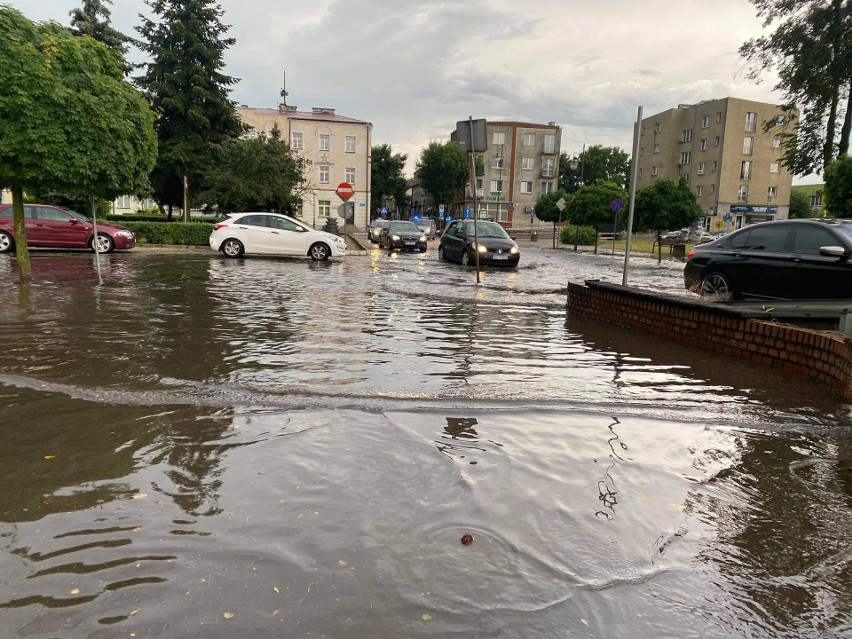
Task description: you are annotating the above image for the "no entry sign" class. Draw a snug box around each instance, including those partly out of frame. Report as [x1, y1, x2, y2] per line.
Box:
[336, 182, 354, 201]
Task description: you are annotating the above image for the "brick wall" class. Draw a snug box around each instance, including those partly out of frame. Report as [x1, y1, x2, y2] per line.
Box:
[567, 280, 852, 401]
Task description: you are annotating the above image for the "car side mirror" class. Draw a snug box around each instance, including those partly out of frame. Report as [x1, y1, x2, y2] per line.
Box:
[69, 218, 79, 224]
[820, 245, 847, 258]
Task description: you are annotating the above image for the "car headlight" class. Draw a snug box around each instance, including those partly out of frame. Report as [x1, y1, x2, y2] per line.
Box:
[116, 230, 134, 238]
[419, 236, 426, 242]
[510, 245, 519, 254]
[476, 244, 487, 253]
[391, 235, 400, 241]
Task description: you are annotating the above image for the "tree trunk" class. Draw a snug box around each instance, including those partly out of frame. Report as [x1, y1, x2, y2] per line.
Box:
[838, 82, 852, 157]
[167, 203, 173, 222]
[824, 89, 840, 170]
[11, 183, 31, 280]
[657, 230, 662, 264]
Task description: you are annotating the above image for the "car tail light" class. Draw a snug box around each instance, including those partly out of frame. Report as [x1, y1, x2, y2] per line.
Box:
[687, 249, 695, 260]
[213, 223, 228, 231]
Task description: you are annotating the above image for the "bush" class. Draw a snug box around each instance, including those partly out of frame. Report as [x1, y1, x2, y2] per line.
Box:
[560, 224, 597, 245]
[120, 221, 213, 246]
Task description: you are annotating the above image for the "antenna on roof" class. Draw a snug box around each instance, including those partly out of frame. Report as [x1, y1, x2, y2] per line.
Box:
[279, 70, 288, 102]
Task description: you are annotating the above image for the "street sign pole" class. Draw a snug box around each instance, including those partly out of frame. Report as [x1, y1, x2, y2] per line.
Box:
[623, 106, 642, 286]
[468, 116, 481, 283]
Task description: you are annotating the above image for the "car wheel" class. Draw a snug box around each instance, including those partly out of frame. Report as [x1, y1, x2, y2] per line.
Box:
[309, 242, 330, 261]
[0, 230, 14, 253]
[461, 250, 472, 267]
[701, 272, 733, 300]
[438, 245, 446, 261]
[90, 233, 115, 253]
[221, 238, 244, 258]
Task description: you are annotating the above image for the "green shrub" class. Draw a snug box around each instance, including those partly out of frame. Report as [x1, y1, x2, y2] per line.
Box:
[560, 224, 597, 245]
[104, 213, 169, 223]
[120, 221, 213, 246]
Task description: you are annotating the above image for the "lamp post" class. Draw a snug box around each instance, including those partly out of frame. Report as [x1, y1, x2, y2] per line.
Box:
[568, 149, 585, 252]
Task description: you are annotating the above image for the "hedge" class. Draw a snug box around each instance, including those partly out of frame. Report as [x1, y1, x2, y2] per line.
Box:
[104, 214, 220, 224]
[119, 221, 213, 246]
[560, 224, 597, 245]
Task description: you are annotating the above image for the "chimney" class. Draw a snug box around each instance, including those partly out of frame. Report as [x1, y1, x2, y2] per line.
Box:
[312, 107, 336, 115]
[279, 103, 298, 113]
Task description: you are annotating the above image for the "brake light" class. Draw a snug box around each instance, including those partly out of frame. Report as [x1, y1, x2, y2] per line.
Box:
[687, 249, 695, 260]
[213, 223, 228, 231]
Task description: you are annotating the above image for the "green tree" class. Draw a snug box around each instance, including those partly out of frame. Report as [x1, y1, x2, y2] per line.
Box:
[195, 133, 307, 214]
[0, 7, 157, 279]
[565, 181, 628, 253]
[70, 0, 135, 74]
[633, 177, 702, 262]
[559, 146, 629, 193]
[740, 0, 852, 175]
[824, 155, 852, 217]
[533, 189, 570, 247]
[788, 190, 816, 218]
[136, 0, 244, 220]
[370, 144, 408, 218]
[416, 141, 468, 214]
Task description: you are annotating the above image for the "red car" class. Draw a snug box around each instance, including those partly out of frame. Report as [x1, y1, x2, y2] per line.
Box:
[0, 203, 136, 253]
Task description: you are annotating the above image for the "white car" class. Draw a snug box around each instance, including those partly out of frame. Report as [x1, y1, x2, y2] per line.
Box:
[209, 212, 346, 260]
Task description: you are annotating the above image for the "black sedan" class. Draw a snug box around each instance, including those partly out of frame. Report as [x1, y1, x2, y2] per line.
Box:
[684, 218, 852, 300]
[438, 219, 520, 267]
[379, 221, 428, 252]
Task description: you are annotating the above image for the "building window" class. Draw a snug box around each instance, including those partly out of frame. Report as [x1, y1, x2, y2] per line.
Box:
[319, 165, 329, 183]
[767, 185, 778, 199]
[681, 174, 690, 185]
[493, 131, 506, 145]
[773, 136, 782, 148]
[651, 166, 658, 175]
[680, 151, 691, 165]
[770, 162, 780, 173]
[740, 161, 752, 179]
[246, 129, 258, 139]
[714, 136, 720, 147]
[318, 200, 331, 217]
[701, 115, 710, 128]
[520, 181, 533, 193]
[116, 195, 131, 209]
[697, 162, 705, 175]
[491, 156, 504, 170]
[710, 184, 715, 194]
[697, 185, 704, 196]
[522, 157, 534, 170]
[717, 112, 722, 123]
[345, 167, 355, 183]
[319, 133, 330, 151]
[345, 136, 356, 153]
[699, 139, 707, 151]
[654, 122, 662, 132]
[540, 181, 554, 194]
[653, 144, 659, 153]
[523, 133, 535, 146]
[745, 112, 757, 132]
[738, 185, 748, 203]
[682, 129, 693, 142]
[776, 114, 786, 125]
[292, 132, 303, 150]
[543, 133, 556, 153]
[639, 168, 643, 178]
[490, 180, 503, 193]
[743, 137, 754, 155]
[542, 157, 555, 177]
[810, 193, 822, 206]
[712, 161, 718, 172]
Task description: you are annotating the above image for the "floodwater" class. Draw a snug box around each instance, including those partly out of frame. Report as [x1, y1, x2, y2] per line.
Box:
[1, 245, 850, 639]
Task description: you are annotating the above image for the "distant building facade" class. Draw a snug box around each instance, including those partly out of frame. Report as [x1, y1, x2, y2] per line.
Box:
[634, 97, 796, 232]
[237, 104, 372, 229]
[451, 120, 561, 227]
[791, 184, 825, 216]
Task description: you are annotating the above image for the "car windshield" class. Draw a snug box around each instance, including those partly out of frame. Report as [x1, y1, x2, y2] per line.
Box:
[388, 222, 419, 233]
[464, 221, 509, 238]
[372, 219, 388, 228]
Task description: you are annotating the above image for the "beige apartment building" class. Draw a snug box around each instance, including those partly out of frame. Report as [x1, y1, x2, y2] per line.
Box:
[450, 121, 561, 227]
[237, 103, 372, 229]
[634, 97, 796, 232]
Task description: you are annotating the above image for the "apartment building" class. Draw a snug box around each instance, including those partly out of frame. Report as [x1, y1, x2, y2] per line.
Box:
[634, 98, 796, 232]
[451, 121, 561, 227]
[237, 103, 372, 229]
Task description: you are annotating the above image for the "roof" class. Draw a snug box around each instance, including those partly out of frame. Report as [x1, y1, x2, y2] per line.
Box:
[237, 106, 369, 126]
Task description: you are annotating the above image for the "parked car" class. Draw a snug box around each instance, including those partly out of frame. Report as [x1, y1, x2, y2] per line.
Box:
[689, 229, 715, 245]
[660, 230, 688, 246]
[0, 203, 136, 253]
[438, 219, 520, 267]
[209, 212, 346, 260]
[368, 218, 389, 243]
[379, 221, 427, 252]
[414, 217, 437, 239]
[684, 218, 852, 300]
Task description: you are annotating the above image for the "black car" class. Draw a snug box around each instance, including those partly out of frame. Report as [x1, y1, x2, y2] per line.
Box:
[379, 221, 427, 252]
[684, 218, 852, 300]
[438, 219, 520, 267]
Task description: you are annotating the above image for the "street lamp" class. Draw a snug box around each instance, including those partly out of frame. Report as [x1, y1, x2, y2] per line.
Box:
[568, 147, 585, 252]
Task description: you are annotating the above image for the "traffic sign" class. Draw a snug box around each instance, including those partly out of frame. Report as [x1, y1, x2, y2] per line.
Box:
[336, 182, 354, 201]
[611, 198, 624, 212]
[381, 206, 387, 214]
[439, 204, 445, 213]
[464, 208, 471, 218]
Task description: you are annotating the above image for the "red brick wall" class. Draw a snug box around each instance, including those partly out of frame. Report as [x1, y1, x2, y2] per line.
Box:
[567, 280, 852, 401]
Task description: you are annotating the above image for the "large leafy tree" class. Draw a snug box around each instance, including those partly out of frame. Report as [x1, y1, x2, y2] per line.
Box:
[559, 146, 629, 193]
[740, 0, 852, 175]
[0, 7, 157, 279]
[633, 177, 702, 262]
[788, 190, 816, 218]
[533, 189, 570, 247]
[70, 0, 135, 74]
[195, 126, 307, 214]
[824, 155, 852, 217]
[565, 181, 628, 253]
[416, 141, 468, 213]
[136, 0, 244, 220]
[370, 144, 408, 218]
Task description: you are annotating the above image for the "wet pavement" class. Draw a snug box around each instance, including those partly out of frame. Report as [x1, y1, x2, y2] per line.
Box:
[1, 245, 851, 638]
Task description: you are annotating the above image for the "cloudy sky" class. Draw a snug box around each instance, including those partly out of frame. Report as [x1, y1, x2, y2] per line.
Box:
[9, 0, 797, 177]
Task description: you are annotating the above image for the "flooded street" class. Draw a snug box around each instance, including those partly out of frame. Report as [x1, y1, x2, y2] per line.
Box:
[1, 245, 851, 638]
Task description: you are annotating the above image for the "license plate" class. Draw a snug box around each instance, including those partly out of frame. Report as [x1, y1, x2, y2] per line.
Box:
[404, 241, 415, 245]
[494, 254, 508, 260]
